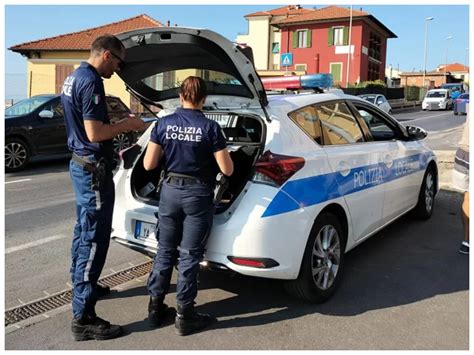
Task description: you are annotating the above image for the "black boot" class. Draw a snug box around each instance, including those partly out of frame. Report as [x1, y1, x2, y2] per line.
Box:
[148, 296, 176, 328]
[96, 284, 110, 298]
[71, 314, 122, 341]
[175, 304, 215, 336]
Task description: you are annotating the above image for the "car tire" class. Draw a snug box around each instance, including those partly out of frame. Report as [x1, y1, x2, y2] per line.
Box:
[454, 111, 458, 115]
[5, 137, 31, 172]
[113, 132, 134, 155]
[284, 212, 346, 303]
[412, 166, 436, 220]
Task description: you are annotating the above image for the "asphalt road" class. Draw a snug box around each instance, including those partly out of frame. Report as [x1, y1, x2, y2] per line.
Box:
[4, 108, 468, 349]
[5, 189, 469, 350]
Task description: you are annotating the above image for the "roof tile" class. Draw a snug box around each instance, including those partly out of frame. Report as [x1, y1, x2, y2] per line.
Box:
[272, 5, 369, 25]
[10, 14, 162, 52]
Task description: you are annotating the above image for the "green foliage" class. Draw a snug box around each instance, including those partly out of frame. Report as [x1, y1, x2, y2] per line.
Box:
[405, 86, 422, 101]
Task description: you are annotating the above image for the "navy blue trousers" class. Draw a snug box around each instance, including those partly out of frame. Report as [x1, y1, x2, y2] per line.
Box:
[69, 157, 114, 319]
[147, 180, 214, 307]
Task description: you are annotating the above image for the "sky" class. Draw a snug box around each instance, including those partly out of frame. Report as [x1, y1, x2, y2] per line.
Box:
[4, 2, 471, 100]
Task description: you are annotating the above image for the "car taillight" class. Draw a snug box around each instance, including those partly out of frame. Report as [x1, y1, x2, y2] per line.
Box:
[253, 150, 305, 187]
[227, 256, 279, 268]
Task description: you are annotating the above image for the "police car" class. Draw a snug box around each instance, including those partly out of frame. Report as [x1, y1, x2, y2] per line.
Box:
[111, 27, 438, 303]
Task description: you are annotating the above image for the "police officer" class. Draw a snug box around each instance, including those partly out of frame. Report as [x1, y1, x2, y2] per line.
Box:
[61, 34, 145, 341]
[143, 76, 233, 335]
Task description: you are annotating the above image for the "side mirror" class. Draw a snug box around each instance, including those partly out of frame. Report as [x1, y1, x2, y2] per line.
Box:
[406, 125, 427, 140]
[38, 110, 54, 119]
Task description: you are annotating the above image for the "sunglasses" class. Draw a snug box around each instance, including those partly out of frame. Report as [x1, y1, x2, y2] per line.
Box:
[110, 51, 125, 69]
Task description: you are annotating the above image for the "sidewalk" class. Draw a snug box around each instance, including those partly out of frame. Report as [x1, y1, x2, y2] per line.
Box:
[434, 150, 456, 191]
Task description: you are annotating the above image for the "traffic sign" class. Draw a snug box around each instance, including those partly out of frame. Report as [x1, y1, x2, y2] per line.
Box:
[281, 53, 293, 67]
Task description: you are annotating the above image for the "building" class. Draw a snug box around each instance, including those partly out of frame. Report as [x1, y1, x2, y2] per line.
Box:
[238, 5, 397, 87]
[435, 63, 470, 85]
[9, 15, 162, 112]
[236, 5, 314, 73]
[385, 66, 402, 88]
[399, 63, 469, 89]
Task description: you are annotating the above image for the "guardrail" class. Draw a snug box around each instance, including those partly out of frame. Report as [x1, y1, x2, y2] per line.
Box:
[389, 99, 422, 111]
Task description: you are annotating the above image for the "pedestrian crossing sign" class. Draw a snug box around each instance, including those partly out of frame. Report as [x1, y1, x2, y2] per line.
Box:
[281, 53, 293, 67]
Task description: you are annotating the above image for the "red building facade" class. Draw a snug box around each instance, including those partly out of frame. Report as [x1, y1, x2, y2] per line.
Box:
[273, 6, 396, 87]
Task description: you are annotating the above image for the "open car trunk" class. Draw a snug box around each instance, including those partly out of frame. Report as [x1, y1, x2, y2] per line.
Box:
[129, 111, 265, 214]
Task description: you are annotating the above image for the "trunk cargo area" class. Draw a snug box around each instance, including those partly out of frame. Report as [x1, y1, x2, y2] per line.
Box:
[130, 112, 264, 214]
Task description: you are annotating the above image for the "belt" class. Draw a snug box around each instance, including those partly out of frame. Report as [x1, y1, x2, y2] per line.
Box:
[166, 172, 210, 186]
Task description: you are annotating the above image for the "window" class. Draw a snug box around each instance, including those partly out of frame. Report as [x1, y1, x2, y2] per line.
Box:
[46, 99, 64, 118]
[333, 27, 344, 46]
[316, 102, 364, 145]
[272, 42, 280, 53]
[352, 103, 397, 141]
[328, 27, 348, 46]
[295, 64, 307, 72]
[368, 61, 380, 81]
[288, 105, 322, 144]
[292, 29, 311, 48]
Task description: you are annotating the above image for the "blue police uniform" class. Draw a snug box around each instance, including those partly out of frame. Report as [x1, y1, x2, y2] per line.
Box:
[147, 107, 227, 308]
[61, 62, 115, 320]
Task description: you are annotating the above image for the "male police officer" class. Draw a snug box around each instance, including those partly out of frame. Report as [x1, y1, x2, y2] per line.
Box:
[61, 34, 144, 341]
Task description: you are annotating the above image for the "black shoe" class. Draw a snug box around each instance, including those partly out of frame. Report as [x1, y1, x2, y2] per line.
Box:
[147, 296, 176, 328]
[459, 241, 469, 255]
[175, 305, 215, 336]
[96, 284, 111, 298]
[71, 314, 123, 341]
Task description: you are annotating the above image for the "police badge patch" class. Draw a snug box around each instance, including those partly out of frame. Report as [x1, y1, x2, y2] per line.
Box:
[92, 94, 101, 104]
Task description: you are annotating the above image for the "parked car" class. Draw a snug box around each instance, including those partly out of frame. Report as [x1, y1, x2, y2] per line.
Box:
[422, 89, 453, 111]
[5, 94, 138, 172]
[453, 93, 469, 115]
[358, 94, 392, 114]
[111, 27, 438, 303]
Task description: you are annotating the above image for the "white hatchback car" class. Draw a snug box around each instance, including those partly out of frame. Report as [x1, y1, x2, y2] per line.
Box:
[112, 27, 438, 303]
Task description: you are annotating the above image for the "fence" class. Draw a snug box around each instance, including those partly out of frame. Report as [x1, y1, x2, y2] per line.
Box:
[342, 87, 405, 100]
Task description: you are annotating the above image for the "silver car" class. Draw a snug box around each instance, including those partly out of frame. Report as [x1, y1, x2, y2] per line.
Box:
[358, 94, 392, 114]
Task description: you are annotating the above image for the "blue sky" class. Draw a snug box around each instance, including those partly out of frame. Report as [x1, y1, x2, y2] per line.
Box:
[4, 4, 470, 100]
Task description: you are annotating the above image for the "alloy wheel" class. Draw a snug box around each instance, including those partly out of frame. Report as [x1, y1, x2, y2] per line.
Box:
[5, 142, 28, 170]
[113, 133, 131, 154]
[311, 224, 341, 290]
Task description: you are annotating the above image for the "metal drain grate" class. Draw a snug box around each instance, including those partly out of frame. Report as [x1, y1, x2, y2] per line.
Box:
[5, 260, 153, 326]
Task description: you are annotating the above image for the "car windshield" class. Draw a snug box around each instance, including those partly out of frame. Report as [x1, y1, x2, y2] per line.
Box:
[140, 69, 242, 92]
[360, 96, 376, 103]
[426, 91, 446, 98]
[5, 96, 53, 116]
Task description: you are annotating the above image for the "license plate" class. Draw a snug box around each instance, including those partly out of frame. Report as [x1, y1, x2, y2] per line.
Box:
[134, 220, 156, 239]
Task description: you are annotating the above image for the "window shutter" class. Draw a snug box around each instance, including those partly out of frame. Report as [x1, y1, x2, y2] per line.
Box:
[343, 26, 349, 45]
[292, 31, 298, 48]
[327, 28, 334, 46]
[306, 30, 312, 48]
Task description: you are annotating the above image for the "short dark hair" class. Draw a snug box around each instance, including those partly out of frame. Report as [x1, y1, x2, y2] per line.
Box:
[179, 76, 207, 105]
[90, 34, 124, 55]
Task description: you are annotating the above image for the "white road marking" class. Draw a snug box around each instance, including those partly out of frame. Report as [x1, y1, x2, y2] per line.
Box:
[6, 194, 75, 215]
[5, 234, 69, 255]
[5, 178, 32, 185]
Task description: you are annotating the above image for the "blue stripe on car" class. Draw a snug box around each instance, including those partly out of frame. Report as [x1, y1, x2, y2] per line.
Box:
[262, 152, 433, 217]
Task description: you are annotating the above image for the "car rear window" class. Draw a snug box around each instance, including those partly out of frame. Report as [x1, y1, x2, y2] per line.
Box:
[141, 69, 243, 92]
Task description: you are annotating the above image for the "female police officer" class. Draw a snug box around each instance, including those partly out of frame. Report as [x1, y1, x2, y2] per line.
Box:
[143, 76, 233, 335]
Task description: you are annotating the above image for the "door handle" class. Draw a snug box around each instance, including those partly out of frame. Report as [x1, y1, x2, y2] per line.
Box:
[336, 161, 351, 177]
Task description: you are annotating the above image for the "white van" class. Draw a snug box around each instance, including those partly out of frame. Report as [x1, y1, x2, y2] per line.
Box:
[422, 89, 452, 111]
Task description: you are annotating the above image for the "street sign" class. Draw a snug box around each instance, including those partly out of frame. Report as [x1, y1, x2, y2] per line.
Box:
[281, 53, 293, 67]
